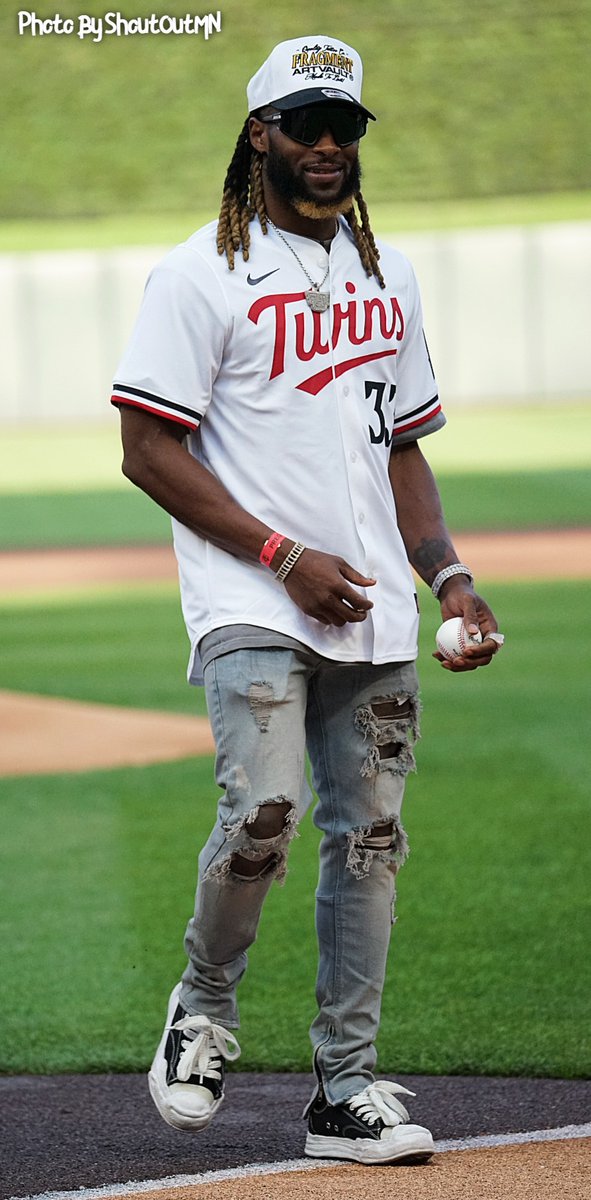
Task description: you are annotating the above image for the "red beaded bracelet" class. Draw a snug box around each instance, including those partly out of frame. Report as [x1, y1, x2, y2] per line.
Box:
[259, 531, 285, 568]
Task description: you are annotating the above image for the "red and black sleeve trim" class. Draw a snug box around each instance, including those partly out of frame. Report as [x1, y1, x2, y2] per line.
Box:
[111, 383, 203, 430]
[393, 393, 442, 437]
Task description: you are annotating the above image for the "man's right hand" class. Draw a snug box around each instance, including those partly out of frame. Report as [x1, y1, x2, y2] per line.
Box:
[118, 410, 375, 628]
[282, 548, 376, 627]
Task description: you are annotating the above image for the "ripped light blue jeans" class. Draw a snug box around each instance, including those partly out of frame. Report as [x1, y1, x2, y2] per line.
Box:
[181, 646, 420, 1105]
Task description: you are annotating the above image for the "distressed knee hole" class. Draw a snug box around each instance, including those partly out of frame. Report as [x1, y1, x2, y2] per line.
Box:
[359, 821, 395, 850]
[373, 700, 411, 759]
[229, 850, 281, 879]
[207, 797, 298, 886]
[371, 699, 412, 719]
[245, 799, 292, 840]
[355, 693, 420, 778]
[346, 815, 409, 879]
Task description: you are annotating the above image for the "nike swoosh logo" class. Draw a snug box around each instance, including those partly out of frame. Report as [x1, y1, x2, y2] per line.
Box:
[247, 268, 280, 286]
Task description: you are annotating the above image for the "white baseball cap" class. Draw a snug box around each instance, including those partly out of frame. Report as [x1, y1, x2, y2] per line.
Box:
[247, 35, 376, 120]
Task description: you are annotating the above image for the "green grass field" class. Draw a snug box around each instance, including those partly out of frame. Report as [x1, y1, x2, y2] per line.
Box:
[1, 467, 589, 550]
[1, 580, 588, 1076]
[3, 405, 590, 495]
[1, 405, 589, 549]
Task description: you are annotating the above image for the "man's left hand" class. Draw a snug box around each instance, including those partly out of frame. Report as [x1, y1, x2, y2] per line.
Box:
[433, 580, 503, 672]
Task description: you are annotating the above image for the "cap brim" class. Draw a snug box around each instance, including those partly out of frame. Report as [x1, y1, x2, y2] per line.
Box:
[269, 88, 376, 120]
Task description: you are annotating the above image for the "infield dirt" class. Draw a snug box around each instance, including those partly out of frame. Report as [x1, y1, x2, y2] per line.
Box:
[104, 1140, 590, 1200]
[1, 528, 591, 597]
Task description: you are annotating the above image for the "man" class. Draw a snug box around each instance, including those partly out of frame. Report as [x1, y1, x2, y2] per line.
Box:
[112, 35, 502, 1166]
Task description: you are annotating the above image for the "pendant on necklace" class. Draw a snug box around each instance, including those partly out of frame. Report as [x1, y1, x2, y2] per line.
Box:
[306, 288, 330, 313]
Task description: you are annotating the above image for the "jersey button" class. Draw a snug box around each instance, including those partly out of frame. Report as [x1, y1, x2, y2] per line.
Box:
[343, 386, 350, 396]
[350, 451, 358, 463]
[358, 512, 366, 524]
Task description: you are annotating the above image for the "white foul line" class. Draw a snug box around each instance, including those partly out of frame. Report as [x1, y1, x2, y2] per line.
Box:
[435, 1123, 591, 1153]
[8, 1123, 591, 1200]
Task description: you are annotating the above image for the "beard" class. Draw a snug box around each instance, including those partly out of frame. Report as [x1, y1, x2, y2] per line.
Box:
[264, 141, 361, 220]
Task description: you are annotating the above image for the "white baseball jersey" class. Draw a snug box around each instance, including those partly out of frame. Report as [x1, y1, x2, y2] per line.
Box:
[112, 217, 444, 684]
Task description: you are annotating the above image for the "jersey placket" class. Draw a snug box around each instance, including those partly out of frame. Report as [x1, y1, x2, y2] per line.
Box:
[325, 241, 381, 659]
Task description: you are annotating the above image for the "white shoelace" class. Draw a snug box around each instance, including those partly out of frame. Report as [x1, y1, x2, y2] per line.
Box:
[170, 1013, 241, 1084]
[348, 1080, 415, 1128]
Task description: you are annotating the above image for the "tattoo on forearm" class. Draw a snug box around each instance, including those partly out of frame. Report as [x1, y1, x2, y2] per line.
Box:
[412, 538, 455, 580]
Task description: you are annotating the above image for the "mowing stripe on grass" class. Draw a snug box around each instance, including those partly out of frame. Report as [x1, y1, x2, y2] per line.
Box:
[8, 1124, 591, 1200]
[2, 469, 591, 549]
[1, 407, 590, 497]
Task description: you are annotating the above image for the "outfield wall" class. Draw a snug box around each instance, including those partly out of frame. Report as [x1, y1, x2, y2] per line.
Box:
[1, 221, 590, 424]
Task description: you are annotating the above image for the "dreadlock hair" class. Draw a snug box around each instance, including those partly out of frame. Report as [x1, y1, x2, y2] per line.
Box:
[343, 195, 385, 289]
[216, 118, 386, 289]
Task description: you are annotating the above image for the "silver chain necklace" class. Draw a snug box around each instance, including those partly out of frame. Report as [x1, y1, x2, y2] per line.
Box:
[267, 218, 331, 312]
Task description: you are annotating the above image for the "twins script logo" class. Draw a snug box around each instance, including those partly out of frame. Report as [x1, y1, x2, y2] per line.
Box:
[248, 282, 405, 394]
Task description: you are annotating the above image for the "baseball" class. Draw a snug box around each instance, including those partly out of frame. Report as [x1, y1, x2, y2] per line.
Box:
[435, 617, 483, 660]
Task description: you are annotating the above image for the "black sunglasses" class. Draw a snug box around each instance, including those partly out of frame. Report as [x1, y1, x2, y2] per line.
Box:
[261, 105, 368, 148]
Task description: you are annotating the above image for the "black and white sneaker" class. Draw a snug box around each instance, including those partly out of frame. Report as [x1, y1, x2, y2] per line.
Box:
[305, 1074, 434, 1165]
[148, 983, 241, 1131]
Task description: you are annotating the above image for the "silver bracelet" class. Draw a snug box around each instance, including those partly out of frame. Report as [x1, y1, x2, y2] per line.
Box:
[275, 541, 306, 582]
[431, 562, 473, 598]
